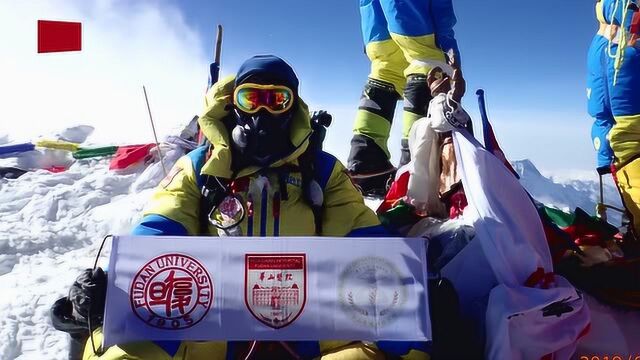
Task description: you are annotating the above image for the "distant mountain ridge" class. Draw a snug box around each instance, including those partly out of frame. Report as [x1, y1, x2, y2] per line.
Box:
[513, 159, 623, 226]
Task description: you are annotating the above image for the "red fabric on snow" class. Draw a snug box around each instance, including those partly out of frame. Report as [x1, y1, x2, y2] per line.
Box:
[45, 166, 67, 173]
[109, 144, 155, 170]
[377, 170, 410, 214]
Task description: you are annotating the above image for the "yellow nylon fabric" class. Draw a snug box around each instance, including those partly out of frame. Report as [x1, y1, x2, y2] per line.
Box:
[82, 328, 228, 360]
[402, 110, 422, 140]
[366, 34, 447, 95]
[321, 161, 382, 235]
[143, 156, 202, 236]
[318, 342, 385, 360]
[35, 139, 80, 152]
[366, 39, 408, 95]
[610, 114, 640, 165]
[615, 157, 640, 234]
[390, 33, 446, 77]
[596, 1, 606, 25]
[353, 110, 393, 157]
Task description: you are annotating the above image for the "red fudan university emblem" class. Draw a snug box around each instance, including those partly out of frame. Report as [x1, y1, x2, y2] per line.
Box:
[130, 253, 213, 330]
[245, 254, 306, 329]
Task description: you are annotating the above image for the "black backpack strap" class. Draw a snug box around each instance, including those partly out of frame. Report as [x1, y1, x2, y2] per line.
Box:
[199, 174, 231, 235]
[298, 111, 333, 236]
[298, 153, 323, 236]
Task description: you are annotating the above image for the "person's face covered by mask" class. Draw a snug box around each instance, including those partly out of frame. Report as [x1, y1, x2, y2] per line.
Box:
[230, 55, 300, 167]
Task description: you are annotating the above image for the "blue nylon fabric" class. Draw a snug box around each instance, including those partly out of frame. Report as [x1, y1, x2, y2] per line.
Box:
[314, 151, 337, 189]
[186, 145, 209, 188]
[153, 341, 182, 357]
[592, 118, 616, 169]
[601, 0, 638, 26]
[290, 341, 322, 358]
[360, 0, 392, 43]
[431, 0, 460, 63]
[377, 340, 431, 357]
[361, 0, 443, 44]
[378, 0, 434, 37]
[607, 44, 640, 116]
[588, 36, 613, 119]
[359, 0, 458, 63]
[0, 142, 35, 156]
[347, 224, 395, 237]
[131, 214, 189, 236]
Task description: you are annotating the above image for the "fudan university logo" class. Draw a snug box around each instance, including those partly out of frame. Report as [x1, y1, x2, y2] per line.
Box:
[130, 253, 214, 330]
[245, 254, 307, 329]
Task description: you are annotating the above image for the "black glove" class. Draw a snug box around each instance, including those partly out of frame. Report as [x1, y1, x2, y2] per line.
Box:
[50, 297, 91, 360]
[69, 268, 107, 326]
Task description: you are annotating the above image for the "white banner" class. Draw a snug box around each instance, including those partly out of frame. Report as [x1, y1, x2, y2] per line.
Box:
[102, 236, 431, 347]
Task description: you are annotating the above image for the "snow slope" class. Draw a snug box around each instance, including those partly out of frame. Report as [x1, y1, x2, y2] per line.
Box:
[0, 149, 625, 359]
[0, 147, 182, 359]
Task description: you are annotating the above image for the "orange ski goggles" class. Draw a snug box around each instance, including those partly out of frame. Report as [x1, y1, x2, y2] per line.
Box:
[233, 83, 294, 114]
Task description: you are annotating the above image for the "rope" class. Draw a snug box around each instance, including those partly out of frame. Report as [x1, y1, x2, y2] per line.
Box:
[143, 86, 168, 178]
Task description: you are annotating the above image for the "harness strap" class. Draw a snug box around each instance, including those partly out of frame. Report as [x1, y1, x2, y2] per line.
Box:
[199, 145, 233, 235]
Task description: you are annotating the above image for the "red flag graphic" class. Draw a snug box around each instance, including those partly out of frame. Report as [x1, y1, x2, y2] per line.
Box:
[37, 20, 82, 53]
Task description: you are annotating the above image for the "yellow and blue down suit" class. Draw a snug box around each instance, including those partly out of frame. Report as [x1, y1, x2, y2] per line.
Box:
[82, 74, 428, 360]
[348, 0, 460, 173]
[588, 0, 640, 233]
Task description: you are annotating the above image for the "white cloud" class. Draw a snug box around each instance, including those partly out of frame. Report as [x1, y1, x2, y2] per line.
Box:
[0, 0, 209, 145]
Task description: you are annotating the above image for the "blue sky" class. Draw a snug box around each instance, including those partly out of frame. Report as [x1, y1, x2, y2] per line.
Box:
[167, 0, 598, 173]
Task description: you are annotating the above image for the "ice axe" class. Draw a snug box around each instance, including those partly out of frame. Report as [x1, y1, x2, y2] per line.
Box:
[208, 24, 223, 90]
[199, 25, 224, 145]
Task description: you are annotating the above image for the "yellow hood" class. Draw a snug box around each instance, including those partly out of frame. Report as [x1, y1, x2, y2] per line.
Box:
[198, 75, 312, 179]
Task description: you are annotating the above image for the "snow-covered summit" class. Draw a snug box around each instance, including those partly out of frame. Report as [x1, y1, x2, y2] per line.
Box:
[512, 159, 542, 178]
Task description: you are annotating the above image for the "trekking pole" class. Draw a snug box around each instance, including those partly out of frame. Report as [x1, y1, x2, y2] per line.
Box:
[597, 173, 608, 220]
[596, 171, 626, 216]
[143, 86, 168, 178]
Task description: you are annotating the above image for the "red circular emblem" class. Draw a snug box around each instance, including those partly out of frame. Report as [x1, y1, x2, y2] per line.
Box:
[130, 253, 213, 330]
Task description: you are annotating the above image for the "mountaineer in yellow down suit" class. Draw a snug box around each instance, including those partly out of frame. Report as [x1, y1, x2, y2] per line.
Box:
[588, 0, 640, 235]
[49, 55, 429, 360]
[348, 0, 463, 196]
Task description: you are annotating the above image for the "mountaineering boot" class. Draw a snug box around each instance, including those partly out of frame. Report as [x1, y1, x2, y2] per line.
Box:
[348, 78, 399, 197]
[401, 74, 431, 167]
[351, 168, 397, 199]
[399, 138, 411, 167]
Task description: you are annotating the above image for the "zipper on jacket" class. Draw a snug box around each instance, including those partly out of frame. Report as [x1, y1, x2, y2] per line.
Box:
[273, 191, 281, 237]
[247, 194, 254, 237]
[260, 186, 268, 237]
